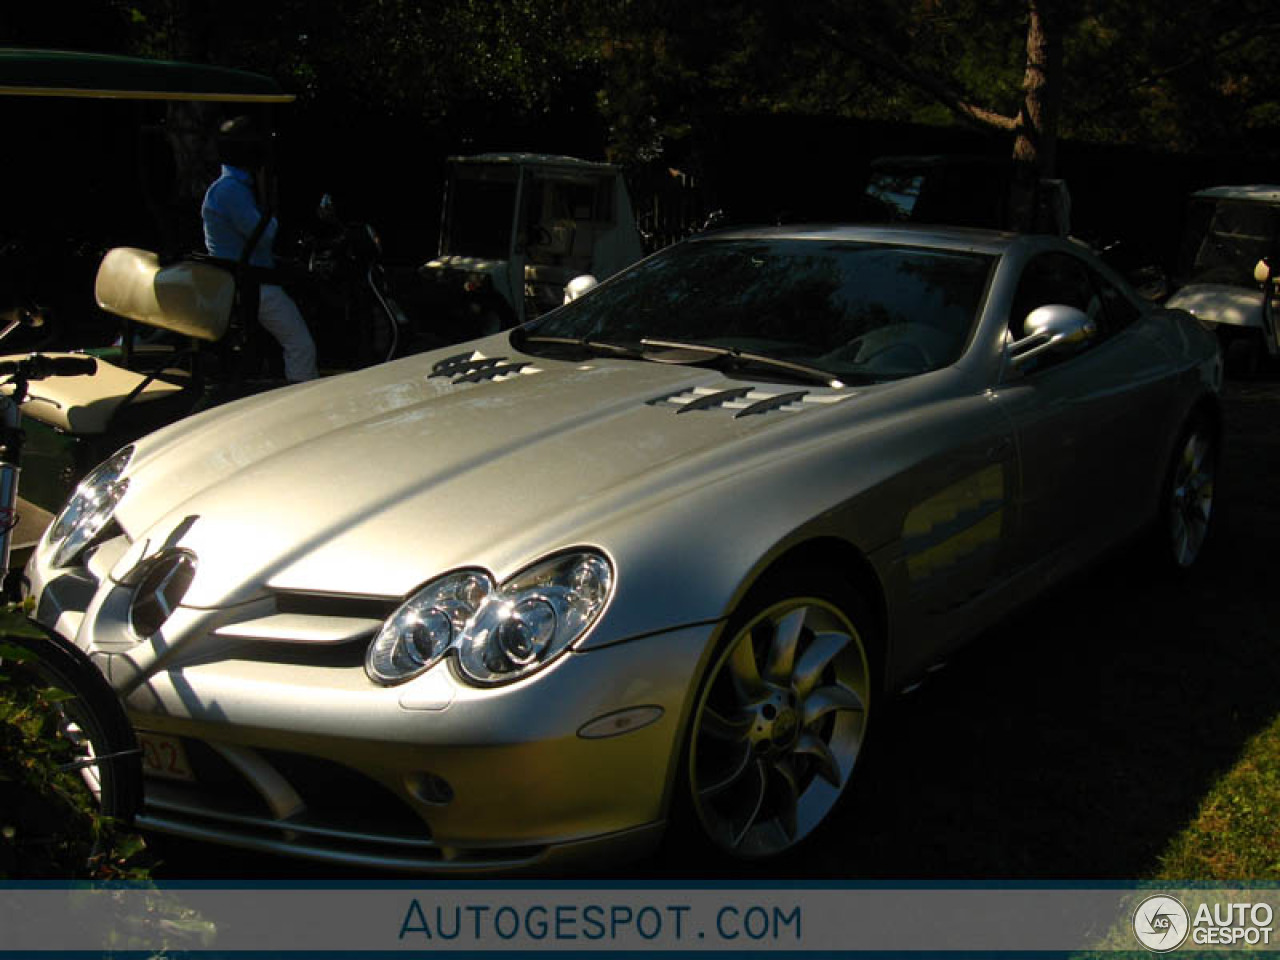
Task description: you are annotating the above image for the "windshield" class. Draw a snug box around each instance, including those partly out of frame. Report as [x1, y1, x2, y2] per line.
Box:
[442, 171, 518, 260]
[1180, 198, 1279, 287]
[521, 238, 994, 381]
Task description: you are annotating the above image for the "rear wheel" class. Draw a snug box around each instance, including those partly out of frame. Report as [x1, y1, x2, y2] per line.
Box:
[1159, 414, 1218, 569]
[685, 573, 874, 859]
[1222, 331, 1262, 380]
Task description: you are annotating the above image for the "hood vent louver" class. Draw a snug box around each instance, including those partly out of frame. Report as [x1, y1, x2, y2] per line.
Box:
[649, 386, 851, 419]
[430, 352, 536, 385]
[674, 387, 753, 413]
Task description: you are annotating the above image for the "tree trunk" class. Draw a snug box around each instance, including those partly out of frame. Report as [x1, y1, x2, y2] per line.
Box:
[137, 0, 219, 257]
[1007, 0, 1063, 232]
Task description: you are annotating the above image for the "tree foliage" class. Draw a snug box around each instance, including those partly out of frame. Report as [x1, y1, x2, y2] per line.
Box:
[114, 0, 602, 133]
[587, 0, 1280, 160]
[7, 1, 1279, 162]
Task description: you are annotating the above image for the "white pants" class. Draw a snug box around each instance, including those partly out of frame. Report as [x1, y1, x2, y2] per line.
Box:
[259, 284, 318, 382]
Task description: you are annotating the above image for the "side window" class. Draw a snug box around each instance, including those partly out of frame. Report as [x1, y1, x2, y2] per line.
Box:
[1088, 267, 1141, 335]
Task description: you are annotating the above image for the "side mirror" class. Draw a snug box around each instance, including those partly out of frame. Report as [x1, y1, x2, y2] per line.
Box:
[563, 274, 599, 304]
[1008, 304, 1096, 367]
[1255, 258, 1272, 284]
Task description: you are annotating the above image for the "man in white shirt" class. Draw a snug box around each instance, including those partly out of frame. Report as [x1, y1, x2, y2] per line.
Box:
[202, 116, 318, 382]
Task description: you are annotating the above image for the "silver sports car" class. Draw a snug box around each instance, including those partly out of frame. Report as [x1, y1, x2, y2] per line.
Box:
[25, 225, 1221, 873]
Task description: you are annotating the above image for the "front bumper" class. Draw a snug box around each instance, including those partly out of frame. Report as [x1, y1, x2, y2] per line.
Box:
[27, 542, 717, 874]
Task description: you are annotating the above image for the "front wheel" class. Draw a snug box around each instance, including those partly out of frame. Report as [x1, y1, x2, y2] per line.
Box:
[685, 574, 874, 859]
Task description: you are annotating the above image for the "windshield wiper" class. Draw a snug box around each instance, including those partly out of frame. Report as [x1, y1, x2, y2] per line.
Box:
[513, 332, 647, 360]
[639, 338, 848, 388]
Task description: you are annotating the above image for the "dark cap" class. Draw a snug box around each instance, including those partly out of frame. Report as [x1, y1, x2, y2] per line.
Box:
[216, 115, 268, 168]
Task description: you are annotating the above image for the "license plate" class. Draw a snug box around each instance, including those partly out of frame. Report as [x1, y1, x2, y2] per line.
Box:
[137, 731, 195, 782]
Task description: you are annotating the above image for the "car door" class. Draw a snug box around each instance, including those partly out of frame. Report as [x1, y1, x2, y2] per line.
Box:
[995, 250, 1178, 575]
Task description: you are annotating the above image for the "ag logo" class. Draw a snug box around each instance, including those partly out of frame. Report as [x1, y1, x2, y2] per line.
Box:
[1133, 894, 1190, 952]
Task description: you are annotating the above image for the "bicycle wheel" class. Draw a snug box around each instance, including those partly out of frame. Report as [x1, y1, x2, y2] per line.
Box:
[0, 630, 141, 825]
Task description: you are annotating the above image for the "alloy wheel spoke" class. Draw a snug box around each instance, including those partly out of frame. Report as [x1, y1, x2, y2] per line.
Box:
[697, 741, 754, 801]
[1186, 434, 1209, 474]
[802, 682, 864, 728]
[795, 730, 843, 787]
[791, 630, 851, 698]
[764, 607, 807, 684]
[729, 759, 769, 850]
[727, 631, 765, 700]
[773, 758, 800, 841]
[699, 705, 753, 742]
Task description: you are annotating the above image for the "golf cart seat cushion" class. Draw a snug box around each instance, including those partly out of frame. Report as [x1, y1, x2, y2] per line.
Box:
[95, 246, 233, 342]
[0, 352, 184, 435]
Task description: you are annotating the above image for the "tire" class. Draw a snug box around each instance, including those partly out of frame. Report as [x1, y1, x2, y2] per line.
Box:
[1, 630, 141, 825]
[1158, 413, 1219, 570]
[681, 571, 876, 859]
[1223, 334, 1261, 380]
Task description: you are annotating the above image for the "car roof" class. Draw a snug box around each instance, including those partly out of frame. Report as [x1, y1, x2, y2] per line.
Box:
[1192, 185, 1280, 204]
[689, 222, 1027, 256]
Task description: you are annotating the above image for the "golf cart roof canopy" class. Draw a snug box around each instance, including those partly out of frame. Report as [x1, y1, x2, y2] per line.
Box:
[1192, 185, 1280, 205]
[0, 48, 294, 102]
[448, 153, 621, 175]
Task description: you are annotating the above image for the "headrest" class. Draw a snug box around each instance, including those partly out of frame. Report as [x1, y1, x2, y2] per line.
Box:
[94, 247, 233, 342]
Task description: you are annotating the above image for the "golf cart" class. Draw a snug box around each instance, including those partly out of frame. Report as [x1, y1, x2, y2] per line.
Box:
[0, 49, 301, 527]
[1167, 185, 1280, 375]
[419, 153, 644, 338]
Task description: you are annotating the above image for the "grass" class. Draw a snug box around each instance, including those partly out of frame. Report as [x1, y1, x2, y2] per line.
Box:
[1156, 714, 1280, 881]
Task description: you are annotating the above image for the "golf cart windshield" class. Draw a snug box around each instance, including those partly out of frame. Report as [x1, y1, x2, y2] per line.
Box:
[442, 168, 519, 260]
[1180, 197, 1279, 288]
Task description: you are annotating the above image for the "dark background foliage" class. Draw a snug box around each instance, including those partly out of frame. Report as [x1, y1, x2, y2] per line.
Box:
[1, 0, 1278, 316]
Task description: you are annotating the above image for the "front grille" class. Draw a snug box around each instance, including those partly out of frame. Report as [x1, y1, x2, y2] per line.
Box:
[273, 590, 399, 620]
[148, 738, 272, 818]
[138, 738, 553, 871]
[144, 739, 431, 849]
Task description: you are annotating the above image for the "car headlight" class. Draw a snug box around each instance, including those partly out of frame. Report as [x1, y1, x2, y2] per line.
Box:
[365, 550, 613, 687]
[45, 445, 133, 568]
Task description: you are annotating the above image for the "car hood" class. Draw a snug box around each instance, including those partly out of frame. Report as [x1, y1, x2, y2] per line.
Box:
[114, 339, 864, 609]
[1166, 283, 1262, 328]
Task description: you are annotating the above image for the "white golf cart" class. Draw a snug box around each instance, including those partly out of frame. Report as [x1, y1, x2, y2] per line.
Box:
[419, 153, 643, 338]
[1167, 185, 1280, 375]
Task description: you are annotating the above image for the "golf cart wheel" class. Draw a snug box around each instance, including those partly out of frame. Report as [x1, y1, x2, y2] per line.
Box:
[1, 630, 141, 824]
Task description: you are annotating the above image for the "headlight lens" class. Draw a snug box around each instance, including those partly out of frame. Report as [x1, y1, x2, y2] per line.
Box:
[366, 550, 613, 687]
[46, 445, 133, 568]
[365, 570, 493, 684]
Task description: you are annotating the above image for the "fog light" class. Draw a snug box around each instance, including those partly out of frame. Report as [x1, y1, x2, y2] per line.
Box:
[406, 771, 454, 806]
